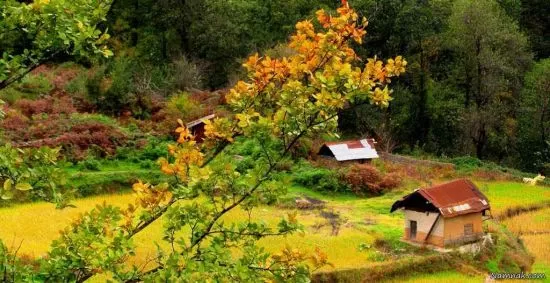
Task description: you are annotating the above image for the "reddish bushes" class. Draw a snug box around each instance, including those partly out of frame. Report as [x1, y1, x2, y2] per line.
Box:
[13, 96, 76, 117]
[1, 95, 127, 161]
[341, 164, 401, 195]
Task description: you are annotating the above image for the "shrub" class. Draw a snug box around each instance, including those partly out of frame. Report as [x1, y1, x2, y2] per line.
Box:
[13, 96, 76, 118]
[139, 160, 155, 169]
[378, 173, 401, 189]
[341, 164, 383, 195]
[293, 167, 346, 193]
[164, 92, 204, 121]
[450, 156, 483, 171]
[0, 74, 53, 104]
[78, 159, 101, 171]
[171, 56, 203, 90]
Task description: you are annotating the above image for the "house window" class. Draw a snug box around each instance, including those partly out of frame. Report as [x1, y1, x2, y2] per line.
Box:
[464, 223, 473, 236]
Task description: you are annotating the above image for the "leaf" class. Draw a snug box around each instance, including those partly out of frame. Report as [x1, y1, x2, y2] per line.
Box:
[3, 179, 13, 191]
[15, 183, 33, 191]
[1, 190, 13, 200]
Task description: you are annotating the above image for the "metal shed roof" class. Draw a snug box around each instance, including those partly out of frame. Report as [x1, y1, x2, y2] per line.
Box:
[186, 114, 216, 129]
[320, 139, 379, 161]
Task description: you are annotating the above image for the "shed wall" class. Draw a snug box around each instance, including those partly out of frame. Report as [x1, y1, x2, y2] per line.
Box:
[443, 212, 484, 246]
[403, 210, 445, 247]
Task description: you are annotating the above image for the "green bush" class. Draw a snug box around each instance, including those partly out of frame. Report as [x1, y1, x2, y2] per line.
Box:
[139, 160, 155, 169]
[450, 156, 483, 171]
[171, 56, 203, 90]
[64, 72, 89, 97]
[78, 159, 101, 171]
[0, 74, 53, 104]
[115, 137, 170, 162]
[293, 167, 347, 193]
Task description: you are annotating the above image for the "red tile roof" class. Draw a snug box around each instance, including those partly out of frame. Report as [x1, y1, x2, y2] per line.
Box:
[392, 179, 490, 218]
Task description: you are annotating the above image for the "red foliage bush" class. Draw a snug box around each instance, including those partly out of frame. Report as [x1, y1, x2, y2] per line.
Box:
[341, 164, 383, 195]
[2, 95, 127, 161]
[379, 173, 401, 189]
[340, 164, 403, 195]
[13, 96, 76, 118]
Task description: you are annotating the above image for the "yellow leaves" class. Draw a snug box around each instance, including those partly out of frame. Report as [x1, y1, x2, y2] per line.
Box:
[132, 180, 170, 210]
[287, 212, 298, 225]
[235, 110, 260, 128]
[313, 89, 344, 109]
[204, 118, 234, 143]
[77, 20, 85, 31]
[31, 0, 50, 10]
[370, 86, 393, 107]
[295, 20, 315, 38]
[226, 81, 253, 106]
[385, 56, 407, 77]
[159, 158, 176, 175]
[243, 53, 260, 71]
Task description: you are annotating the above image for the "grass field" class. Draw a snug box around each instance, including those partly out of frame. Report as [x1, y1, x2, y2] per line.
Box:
[0, 180, 548, 281]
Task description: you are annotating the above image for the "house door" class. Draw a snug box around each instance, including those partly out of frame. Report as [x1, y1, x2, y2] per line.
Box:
[410, 220, 417, 240]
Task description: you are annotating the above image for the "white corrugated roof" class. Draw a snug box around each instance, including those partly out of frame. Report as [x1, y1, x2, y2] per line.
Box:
[186, 114, 216, 128]
[326, 139, 379, 161]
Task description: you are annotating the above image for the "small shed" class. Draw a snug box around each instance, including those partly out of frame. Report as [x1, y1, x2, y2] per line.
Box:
[186, 114, 215, 143]
[390, 179, 491, 248]
[317, 139, 378, 163]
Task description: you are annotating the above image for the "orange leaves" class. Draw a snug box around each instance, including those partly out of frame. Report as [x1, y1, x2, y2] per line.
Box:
[132, 181, 170, 210]
[175, 120, 193, 144]
[316, 9, 331, 28]
[310, 247, 332, 270]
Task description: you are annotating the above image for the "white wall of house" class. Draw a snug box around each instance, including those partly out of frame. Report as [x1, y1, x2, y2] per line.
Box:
[404, 210, 444, 237]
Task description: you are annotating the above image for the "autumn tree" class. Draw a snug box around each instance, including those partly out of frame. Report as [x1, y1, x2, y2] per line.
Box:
[1, 4, 405, 282]
[0, 0, 113, 90]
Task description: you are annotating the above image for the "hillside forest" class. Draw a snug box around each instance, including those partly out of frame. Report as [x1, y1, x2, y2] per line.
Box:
[0, 0, 549, 282]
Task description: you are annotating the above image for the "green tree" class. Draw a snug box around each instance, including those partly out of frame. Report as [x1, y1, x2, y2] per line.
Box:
[445, 0, 531, 160]
[519, 0, 550, 59]
[0, 0, 113, 90]
[340, 0, 452, 152]
[517, 59, 550, 173]
[0, 145, 69, 208]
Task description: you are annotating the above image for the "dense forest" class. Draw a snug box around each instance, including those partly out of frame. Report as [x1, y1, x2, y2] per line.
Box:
[1, 0, 549, 173]
[101, 0, 549, 173]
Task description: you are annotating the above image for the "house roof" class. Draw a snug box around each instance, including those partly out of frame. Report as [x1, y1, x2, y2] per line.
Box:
[390, 179, 490, 218]
[186, 114, 215, 128]
[319, 139, 378, 161]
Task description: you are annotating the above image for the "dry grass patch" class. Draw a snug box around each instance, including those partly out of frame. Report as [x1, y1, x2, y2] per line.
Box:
[502, 208, 550, 234]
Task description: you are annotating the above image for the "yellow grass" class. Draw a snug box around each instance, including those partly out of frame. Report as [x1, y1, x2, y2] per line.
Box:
[1, 180, 549, 281]
[0, 192, 384, 274]
[521, 234, 550, 279]
[501, 208, 550, 234]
